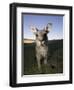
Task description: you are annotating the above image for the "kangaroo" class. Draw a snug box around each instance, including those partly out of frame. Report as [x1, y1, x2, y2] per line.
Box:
[31, 23, 52, 73]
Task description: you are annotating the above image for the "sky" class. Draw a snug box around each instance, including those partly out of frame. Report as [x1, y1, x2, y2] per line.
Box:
[22, 14, 63, 40]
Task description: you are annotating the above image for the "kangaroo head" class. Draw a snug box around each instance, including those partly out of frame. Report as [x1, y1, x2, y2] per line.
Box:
[31, 23, 52, 42]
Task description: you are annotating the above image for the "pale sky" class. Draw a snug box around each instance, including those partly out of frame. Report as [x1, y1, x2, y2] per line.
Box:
[22, 14, 63, 40]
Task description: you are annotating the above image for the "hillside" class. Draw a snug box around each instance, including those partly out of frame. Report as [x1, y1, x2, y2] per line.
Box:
[23, 39, 63, 75]
[23, 39, 35, 43]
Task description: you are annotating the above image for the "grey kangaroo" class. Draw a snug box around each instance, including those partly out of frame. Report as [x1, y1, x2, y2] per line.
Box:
[31, 23, 52, 72]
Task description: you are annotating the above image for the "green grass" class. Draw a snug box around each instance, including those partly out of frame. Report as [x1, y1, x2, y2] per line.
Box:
[23, 39, 63, 75]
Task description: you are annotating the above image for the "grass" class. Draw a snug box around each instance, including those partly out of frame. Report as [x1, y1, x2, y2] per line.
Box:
[23, 39, 63, 75]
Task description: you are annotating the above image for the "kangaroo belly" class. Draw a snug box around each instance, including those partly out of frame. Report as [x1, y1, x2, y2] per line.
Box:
[36, 46, 48, 58]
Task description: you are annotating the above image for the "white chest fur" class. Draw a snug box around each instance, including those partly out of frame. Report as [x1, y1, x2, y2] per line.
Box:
[36, 40, 48, 57]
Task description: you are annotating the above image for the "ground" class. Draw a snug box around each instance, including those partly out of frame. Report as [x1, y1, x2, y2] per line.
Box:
[23, 39, 63, 75]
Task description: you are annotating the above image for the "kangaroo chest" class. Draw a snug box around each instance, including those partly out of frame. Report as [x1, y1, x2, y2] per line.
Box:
[36, 45, 48, 57]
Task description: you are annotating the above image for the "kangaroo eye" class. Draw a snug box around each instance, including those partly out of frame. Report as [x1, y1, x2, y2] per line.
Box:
[36, 34, 38, 37]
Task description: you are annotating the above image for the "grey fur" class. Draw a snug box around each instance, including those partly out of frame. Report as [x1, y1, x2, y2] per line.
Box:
[31, 23, 52, 72]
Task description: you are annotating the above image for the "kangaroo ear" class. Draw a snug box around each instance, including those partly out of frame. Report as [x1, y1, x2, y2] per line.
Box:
[30, 26, 38, 34]
[45, 23, 52, 33]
